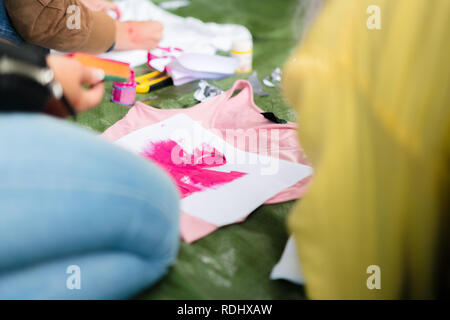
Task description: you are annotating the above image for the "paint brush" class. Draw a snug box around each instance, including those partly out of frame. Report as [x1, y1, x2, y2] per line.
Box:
[69, 52, 131, 82]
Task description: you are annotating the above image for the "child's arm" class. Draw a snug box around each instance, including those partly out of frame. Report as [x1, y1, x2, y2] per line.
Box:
[114, 21, 163, 51]
[4, 0, 116, 53]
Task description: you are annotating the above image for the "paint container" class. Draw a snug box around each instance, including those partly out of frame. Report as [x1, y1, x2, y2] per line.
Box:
[111, 71, 136, 106]
[231, 38, 253, 74]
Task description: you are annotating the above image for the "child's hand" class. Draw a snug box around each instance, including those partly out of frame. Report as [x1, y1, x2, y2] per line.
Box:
[115, 21, 163, 51]
[47, 55, 105, 114]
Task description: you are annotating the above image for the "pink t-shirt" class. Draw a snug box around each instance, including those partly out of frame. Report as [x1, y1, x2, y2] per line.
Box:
[102, 80, 311, 242]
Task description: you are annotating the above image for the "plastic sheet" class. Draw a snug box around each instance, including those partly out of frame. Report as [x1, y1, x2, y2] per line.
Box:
[77, 0, 306, 299]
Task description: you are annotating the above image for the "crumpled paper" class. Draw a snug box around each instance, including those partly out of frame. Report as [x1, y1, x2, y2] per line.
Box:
[194, 80, 223, 102]
[248, 72, 269, 97]
[263, 67, 282, 88]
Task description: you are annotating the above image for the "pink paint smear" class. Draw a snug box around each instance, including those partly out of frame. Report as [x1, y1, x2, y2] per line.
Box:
[142, 140, 247, 198]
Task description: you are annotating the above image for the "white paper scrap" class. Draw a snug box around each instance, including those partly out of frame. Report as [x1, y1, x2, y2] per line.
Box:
[270, 235, 305, 285]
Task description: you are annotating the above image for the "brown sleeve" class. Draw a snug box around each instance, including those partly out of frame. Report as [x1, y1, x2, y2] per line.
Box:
[4, 0, 116, 53]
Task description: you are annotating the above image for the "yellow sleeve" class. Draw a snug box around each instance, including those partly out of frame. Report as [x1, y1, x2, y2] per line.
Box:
[284, 0, 450, 299]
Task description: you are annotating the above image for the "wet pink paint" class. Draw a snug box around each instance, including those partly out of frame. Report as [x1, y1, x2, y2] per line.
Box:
[142, 140, 246, 198]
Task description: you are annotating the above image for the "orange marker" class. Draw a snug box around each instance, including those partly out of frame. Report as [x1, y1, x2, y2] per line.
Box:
[69, 52, 131, 82]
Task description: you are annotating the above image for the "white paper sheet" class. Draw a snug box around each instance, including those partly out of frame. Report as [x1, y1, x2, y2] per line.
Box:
[167, 55, 237, 85]
[115, 114, 313, 227]
[99, 50, 148, 68]
[175, 53, 238, 75]
[270, 235, 305, 285]
[100, 0, 252, 67]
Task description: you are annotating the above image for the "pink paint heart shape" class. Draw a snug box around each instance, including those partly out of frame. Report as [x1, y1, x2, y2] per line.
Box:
[142, 140, 246, 198]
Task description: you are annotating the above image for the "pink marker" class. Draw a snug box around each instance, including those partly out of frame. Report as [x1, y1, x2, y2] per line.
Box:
[114, 7, 122, 20]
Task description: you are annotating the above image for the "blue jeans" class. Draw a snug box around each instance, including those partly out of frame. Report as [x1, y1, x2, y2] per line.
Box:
[0, 113, 180, 299]
[0, 0, 24, 45]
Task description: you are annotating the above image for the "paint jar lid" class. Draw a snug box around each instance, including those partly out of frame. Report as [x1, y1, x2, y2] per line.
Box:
[113, 70, 136, 88]
[231, 38, 253, 53]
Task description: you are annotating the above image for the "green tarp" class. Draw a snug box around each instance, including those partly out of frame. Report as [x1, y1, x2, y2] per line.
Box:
[76, 0, 307, 299]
